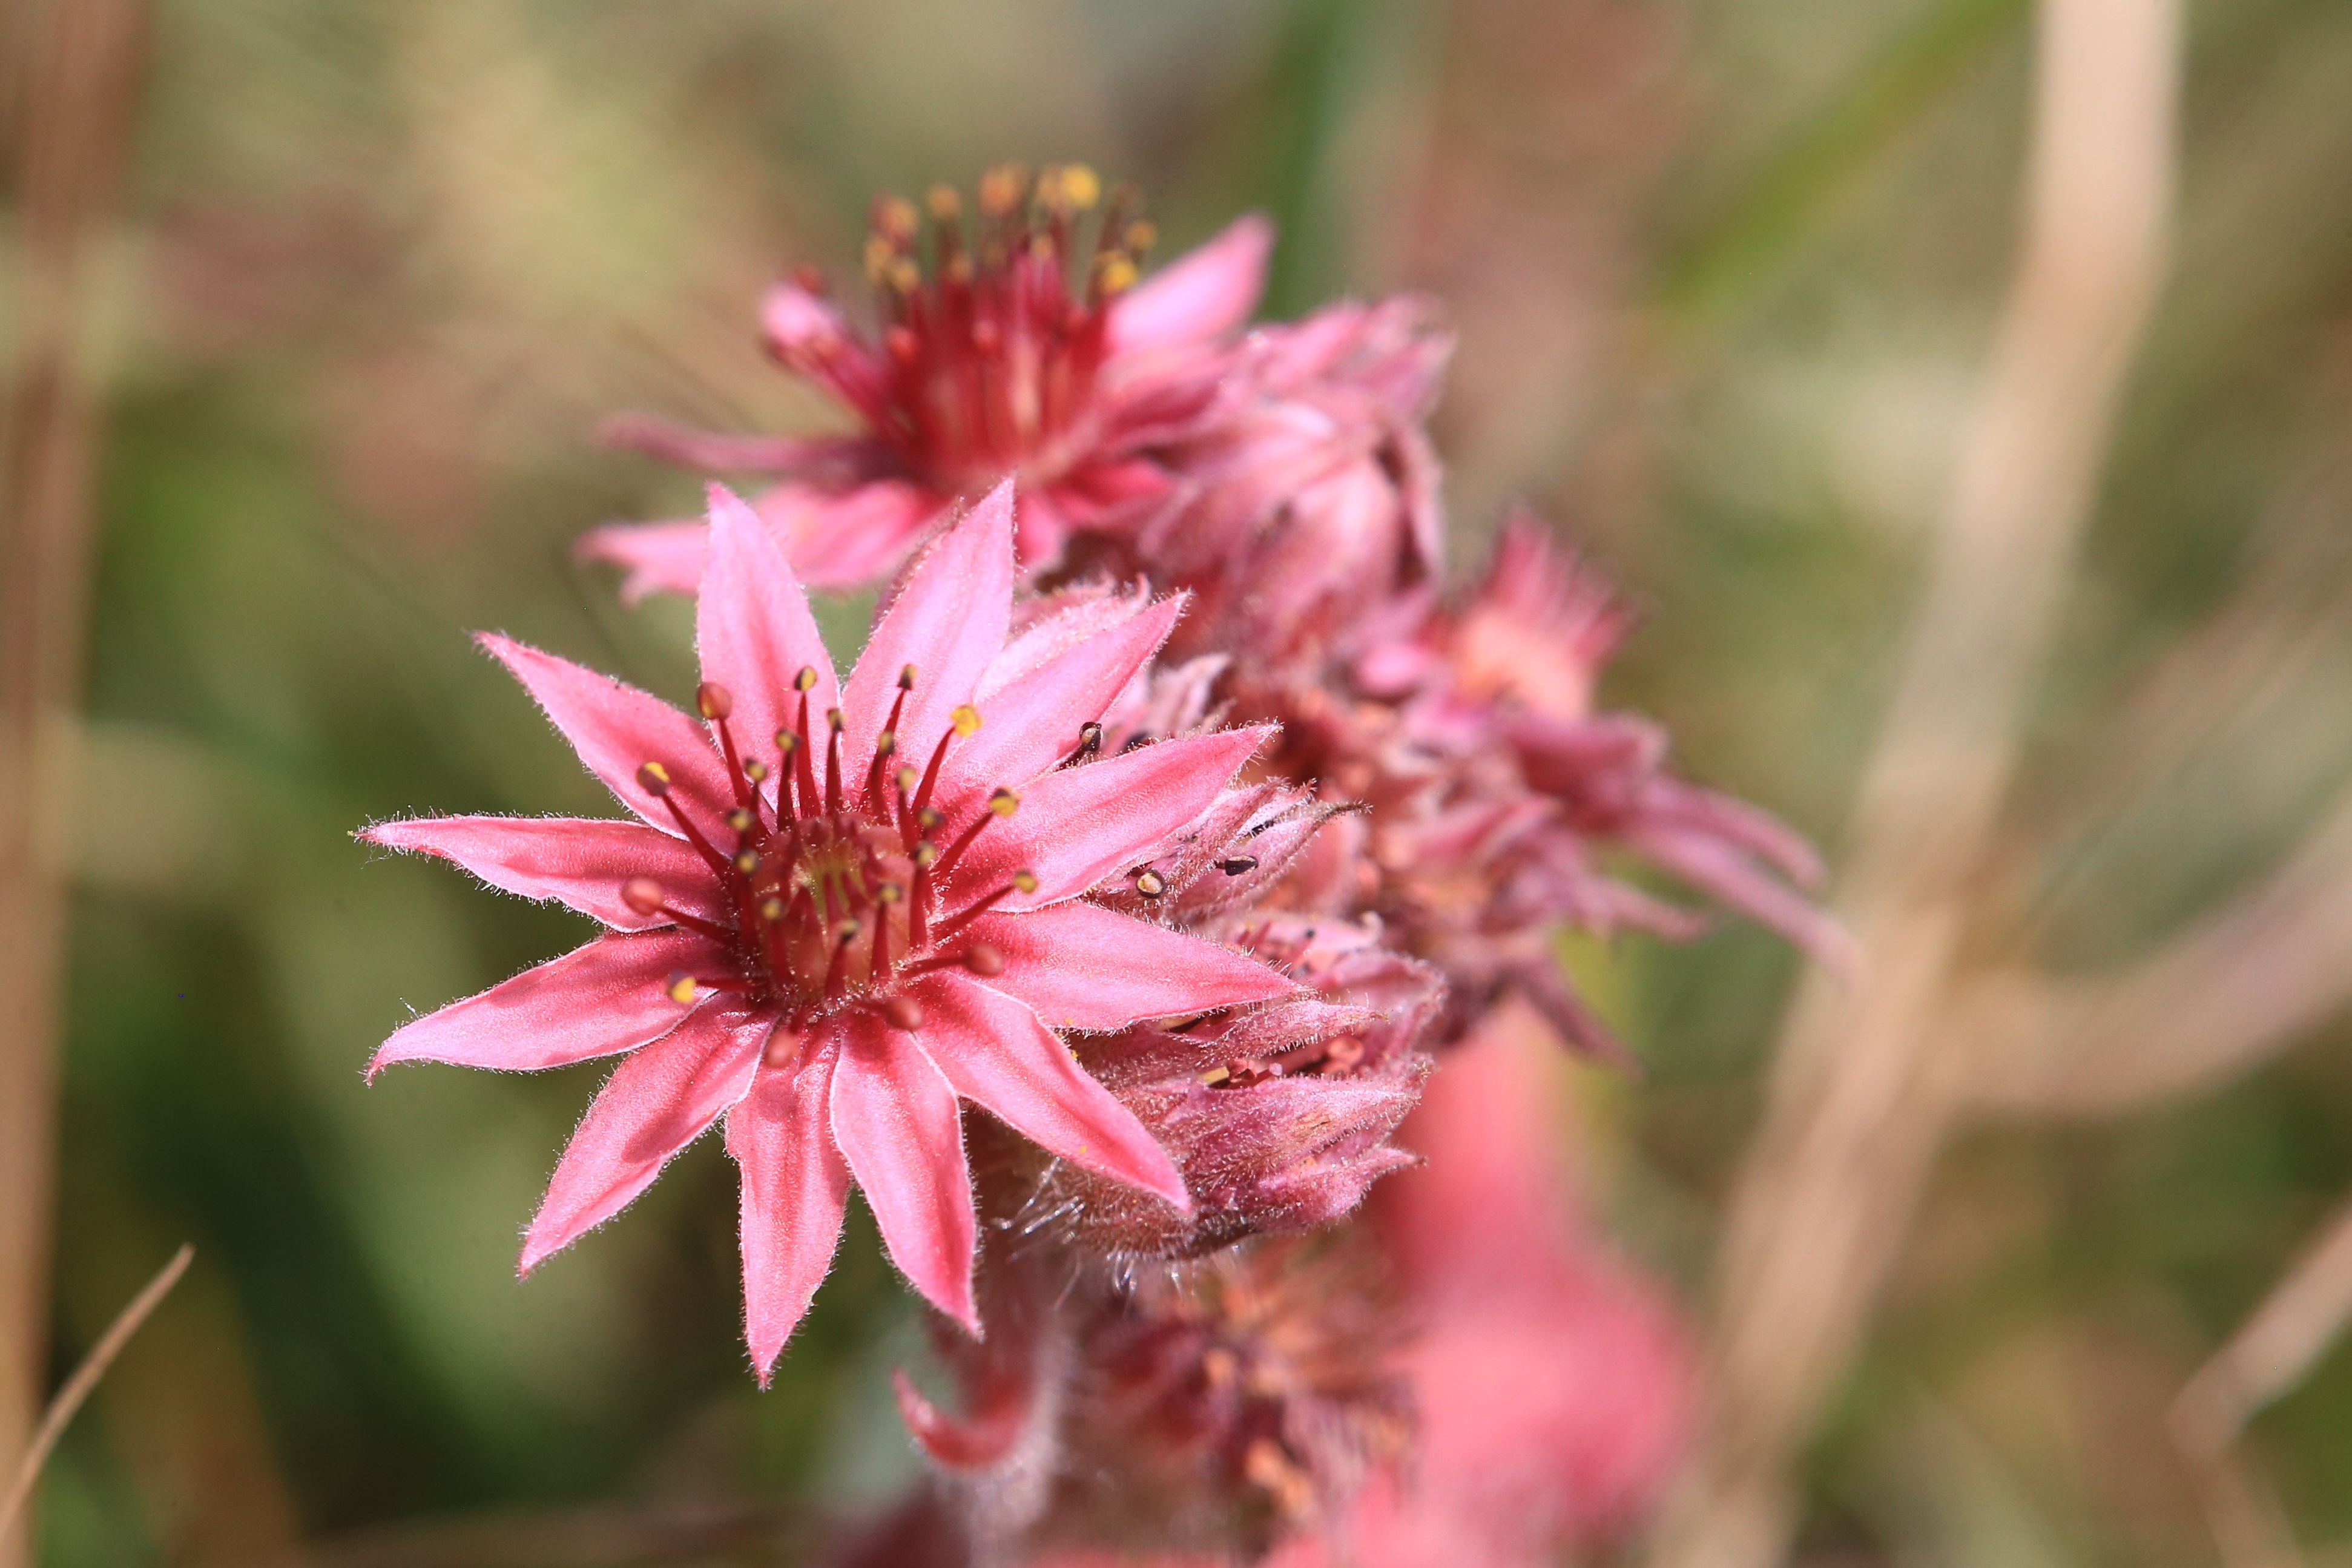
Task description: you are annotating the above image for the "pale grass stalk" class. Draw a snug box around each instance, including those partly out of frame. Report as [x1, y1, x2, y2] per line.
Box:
[1966, 783, 2352, 1116]
[1648, 0, 2181, 1561]
[0, 2, 147, 1565]
[2163, 1196, 2352, 1568]
[0, 1245, 189, 1543]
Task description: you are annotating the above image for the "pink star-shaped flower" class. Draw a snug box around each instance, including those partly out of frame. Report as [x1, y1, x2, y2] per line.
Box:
[580, 167, 1274, 599]
[360, 481, 1294, 1378]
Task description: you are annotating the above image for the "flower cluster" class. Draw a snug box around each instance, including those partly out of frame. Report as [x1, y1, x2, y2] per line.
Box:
[362, 168, 1830, 1566]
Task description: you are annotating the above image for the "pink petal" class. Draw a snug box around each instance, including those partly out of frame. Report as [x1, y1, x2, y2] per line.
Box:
[370, 930, 708, 1076]
[359, 815, 722, 930]
[574, 520, 708, 605]
[725, 1040, 851, 1383]
[518, 1004, 769, 1271]
[758, 478, 944, 591]
[960, 727, 1273, 906]
[829, 1010, 980, 1331]
[696, 485, 843, 802]
[908, 973, 1189, 1208]
[943, 598, 1181, 796]
[598, 412, 858, 475]
[1108, 214, 1274, 358]
[839, 481, 1016, 796]
[478, 633, 734, 839]
[759, 280, 896, 426]
[962, 905, 1294, 1030]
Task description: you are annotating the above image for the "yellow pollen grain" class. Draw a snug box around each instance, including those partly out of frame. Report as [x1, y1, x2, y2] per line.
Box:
[951, 704, 983, 736]
[988, 789, 1019, 817]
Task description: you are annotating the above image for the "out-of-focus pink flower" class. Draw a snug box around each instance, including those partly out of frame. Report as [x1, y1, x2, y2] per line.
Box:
[582, 166, 1273, 599]
[1087, 297, 1453, 669]
[1263, 510, 1842, 1056]
[360, 481, 1296, 1377]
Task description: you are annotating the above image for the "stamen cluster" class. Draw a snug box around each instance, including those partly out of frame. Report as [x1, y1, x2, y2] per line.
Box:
[804, 164, 1155, 491]
[627, 667, 1026, 1037]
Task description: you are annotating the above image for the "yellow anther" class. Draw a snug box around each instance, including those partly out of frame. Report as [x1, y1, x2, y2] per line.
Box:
[926, 184, 962, 222]
[1124, 219, 1157, 252]
[1012, 869, 1039, 894]
[1135, 868, 1167, 898]
[743, 760, 770, 783]
[888, 258, 920, 294]
[978, 163, 1027, 216]
[895, 764, 919, 792]
[636, 760, 673, 794]
[837, 919, 862, 942]
[877, 882, 903, 904]
[759, 897, 785, 922]
[1199, 1066, 1232, 1086]
[734, 850, 760, 875]
[794, 666, 820, 692]
[874, 194, 919, 243]
[1096, 254, 1138, 295]
[727, 809, 755, 834]
[1059, 164, 1100, 209]
[862, 234, 895, 282]
[665, 973, 699, 1005]
[912, 840, 940, 868]
[876, 731, 897, 758]
[775, 730, 800, 755]
[898, 664, 918, 690]
[826, 708, 845, 732]
[988, 789, 1020, 817]
[951, 704, 983, 737]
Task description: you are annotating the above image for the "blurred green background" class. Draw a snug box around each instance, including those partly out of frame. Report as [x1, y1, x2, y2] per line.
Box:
[25, 0, 2352, 1561]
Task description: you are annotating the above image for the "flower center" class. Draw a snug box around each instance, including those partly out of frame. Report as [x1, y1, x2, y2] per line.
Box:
[790, 163, 1155, 492]
[623, 667, 1032, 1033]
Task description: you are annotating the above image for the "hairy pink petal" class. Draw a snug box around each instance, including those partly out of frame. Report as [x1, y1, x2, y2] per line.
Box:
[944, 598, 1181, 795]
[359, 815, 720, 931]
[963, 905, 1294, 1030]
[1108, 214, 1274, 358]
[696, 485, 843, 794]
[518, 1006, 768, 1272]
[829, 1012, 980, 1331]
[726, 1042, 851, 1383]
[478, 634, 733, 837]
[840, 481, 1016, 794]
[909, 973, 1189, 1208]
[963, 727, 1272, 906]
[370, 931, 707, 1076]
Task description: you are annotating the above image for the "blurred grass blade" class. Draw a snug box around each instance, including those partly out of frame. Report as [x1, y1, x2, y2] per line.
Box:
[1658, 0, 2029, 315]
[0, 1244, 192, 1540]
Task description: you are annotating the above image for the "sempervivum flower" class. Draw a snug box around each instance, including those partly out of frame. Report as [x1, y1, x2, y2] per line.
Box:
[360, 481, 1295, 1376]
[581, 165, 1273, 599]
[1105, 296, 1452, 670]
